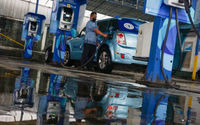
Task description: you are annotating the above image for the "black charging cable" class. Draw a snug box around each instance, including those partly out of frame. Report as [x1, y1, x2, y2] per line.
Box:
[173, 8, 183, 74]
[183, 0, 200, 39]
[161, 7, 173, 84]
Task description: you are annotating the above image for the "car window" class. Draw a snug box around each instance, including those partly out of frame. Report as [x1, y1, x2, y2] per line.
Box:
[79, 27, 86, 37]
[108, 19, 119, 32]
[97, 21, 109, 32]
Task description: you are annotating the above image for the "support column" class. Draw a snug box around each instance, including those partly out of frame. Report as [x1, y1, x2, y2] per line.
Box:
[41, 26, 48, 51]
[35, 70, 41, 94]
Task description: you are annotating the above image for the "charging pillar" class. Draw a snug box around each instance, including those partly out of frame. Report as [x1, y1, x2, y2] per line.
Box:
[49, 0, 87, 63]
[22, 13, 46, 58]
[144, 0, 199, 83]
[145, 16, 177, 82]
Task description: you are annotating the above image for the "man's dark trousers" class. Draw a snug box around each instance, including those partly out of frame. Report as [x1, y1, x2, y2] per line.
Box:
[80, 43, 96, 67]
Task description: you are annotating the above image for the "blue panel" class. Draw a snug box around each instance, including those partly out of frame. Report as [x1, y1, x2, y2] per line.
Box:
[144, 0, 198, 24]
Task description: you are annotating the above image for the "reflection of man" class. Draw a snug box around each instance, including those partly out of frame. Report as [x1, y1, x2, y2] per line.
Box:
[74, 80, 94, 123]
[80, 12, 108, 69]
[74, 80, 107, 124]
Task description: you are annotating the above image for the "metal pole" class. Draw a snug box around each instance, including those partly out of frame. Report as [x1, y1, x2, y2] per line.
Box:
[136, 0, 139, 9]
[192, 24, 200, 80]
[35, 0, 39, 14]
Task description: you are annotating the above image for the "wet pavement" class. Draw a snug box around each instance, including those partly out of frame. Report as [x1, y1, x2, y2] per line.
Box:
[0, 56, 199, 125]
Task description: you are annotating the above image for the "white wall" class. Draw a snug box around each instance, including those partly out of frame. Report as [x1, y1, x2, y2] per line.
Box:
[0, 0, 112, 32]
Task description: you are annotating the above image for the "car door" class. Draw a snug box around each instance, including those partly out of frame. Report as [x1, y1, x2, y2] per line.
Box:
[70, 28, 86, 60]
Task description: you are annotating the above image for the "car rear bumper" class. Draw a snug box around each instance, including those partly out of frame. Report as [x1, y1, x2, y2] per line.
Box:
[111, 44, 148, 65]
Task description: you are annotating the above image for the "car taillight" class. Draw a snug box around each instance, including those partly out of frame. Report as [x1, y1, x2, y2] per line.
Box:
[115, 93, 119, 97]
[116, 33, 126, 45]
[106, 105, 118, 119]
[120, 54, 125, 59]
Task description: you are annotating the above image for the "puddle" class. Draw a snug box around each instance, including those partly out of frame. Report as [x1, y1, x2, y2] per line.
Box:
[0, 66, 199, 125]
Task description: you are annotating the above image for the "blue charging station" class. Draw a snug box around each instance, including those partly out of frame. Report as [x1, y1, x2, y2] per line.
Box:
[49, 0, 87, 63]
[144, 0, 199, 83]
[22, 12, 46, 58]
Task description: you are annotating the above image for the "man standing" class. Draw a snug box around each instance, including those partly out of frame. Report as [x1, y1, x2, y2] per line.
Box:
[80, 12, 108, 69]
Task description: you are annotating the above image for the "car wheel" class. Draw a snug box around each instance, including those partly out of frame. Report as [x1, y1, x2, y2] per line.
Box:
[45, 46, 53, 64]
[63, 46, 72, 66]
[97, 47, 113, 73]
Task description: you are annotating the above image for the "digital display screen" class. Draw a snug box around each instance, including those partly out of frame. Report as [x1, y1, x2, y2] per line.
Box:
[30, 21, 37, 31]
[63, 8, 73, 23]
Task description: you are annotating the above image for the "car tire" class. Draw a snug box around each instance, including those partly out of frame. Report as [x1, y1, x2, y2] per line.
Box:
[45, 46, 53, 64]
[97, 47, 113, 73]
[63, 46, 72, 66]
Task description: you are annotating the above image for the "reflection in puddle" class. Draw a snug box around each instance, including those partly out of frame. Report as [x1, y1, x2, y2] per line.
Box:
[0, 67, 199, 125]
[13, 67, 35, 122]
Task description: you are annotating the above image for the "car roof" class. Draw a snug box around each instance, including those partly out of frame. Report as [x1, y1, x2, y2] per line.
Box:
[97, 17, 147, 23]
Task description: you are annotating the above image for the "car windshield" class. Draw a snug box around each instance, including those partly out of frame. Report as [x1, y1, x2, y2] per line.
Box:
[118, 19, 144, 34]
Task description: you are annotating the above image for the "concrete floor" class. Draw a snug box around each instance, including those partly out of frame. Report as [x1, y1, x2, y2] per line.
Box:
[0, 55, 199, 94]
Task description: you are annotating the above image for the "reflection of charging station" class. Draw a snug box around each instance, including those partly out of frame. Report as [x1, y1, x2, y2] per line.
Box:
[143, 0, 199, 83]
[13, 67, 35, 108]
[141, 90, 169, 124]
[49, 0, 87, 63]
[22, 12, 46, 58]
[37, 96, 68, 125]
[37, 74, 68, 125]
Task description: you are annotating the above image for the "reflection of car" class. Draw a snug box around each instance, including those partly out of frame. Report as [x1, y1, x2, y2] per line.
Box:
[45, 17, 147, 73]
[99, 86, 143, 120]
